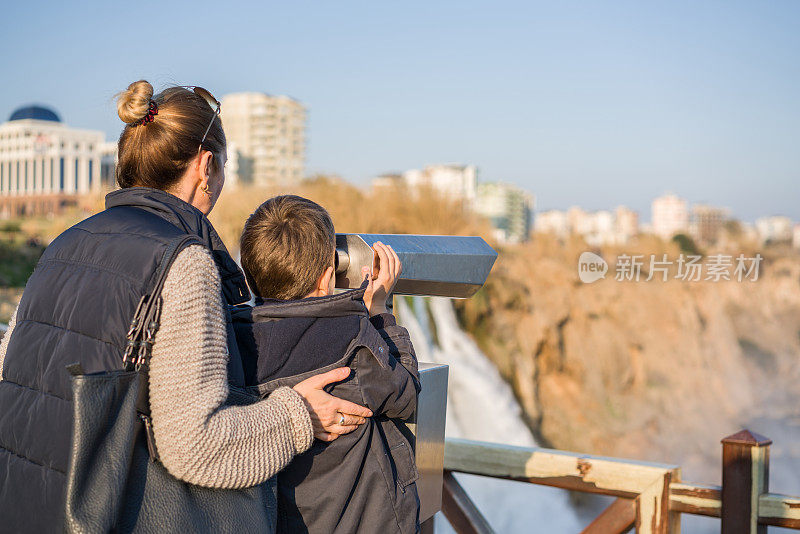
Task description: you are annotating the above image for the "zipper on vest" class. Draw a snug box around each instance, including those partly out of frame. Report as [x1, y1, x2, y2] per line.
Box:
[138, 413, 160, 462]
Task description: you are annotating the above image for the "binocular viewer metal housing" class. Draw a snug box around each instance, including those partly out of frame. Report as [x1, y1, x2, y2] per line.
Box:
[334, 233, 498, 298]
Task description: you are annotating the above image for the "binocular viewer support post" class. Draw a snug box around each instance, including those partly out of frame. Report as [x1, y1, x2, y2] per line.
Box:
[335, 234, 498, 298]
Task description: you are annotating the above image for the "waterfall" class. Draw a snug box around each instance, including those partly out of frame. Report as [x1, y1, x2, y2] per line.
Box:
[395, 297, 583, 532]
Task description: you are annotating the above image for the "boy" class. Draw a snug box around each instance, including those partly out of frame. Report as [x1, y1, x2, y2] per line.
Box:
[232, 195, 421, 534]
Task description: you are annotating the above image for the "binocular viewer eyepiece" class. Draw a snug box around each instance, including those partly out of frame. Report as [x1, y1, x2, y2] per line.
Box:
[334, 234, 498, 298]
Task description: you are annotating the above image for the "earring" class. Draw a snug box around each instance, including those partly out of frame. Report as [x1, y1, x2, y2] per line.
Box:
[202, 184, 211, 197]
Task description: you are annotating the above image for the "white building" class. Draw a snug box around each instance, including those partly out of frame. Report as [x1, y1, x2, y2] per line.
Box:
[615, 206, 639, 243]
[401, 164, 478, 204]
[535, 206, 638, 245]
[371, 173, 404, 191]
[224, 141, 241, 188]
[220, 92, 306, 186]
[739, 221, 759, 244]
[0, 105, 106, 216]
[474, 182, 533, 243]
[534, 210, 569, 239]
[651, 194, 689, 239]
[371, 164, 478, 208]
[755, 215, 793, 245]
[793, 224, 800, 249]
[568, 208, 614, 246]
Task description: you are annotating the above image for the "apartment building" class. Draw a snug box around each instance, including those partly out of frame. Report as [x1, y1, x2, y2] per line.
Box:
[474, 182, 533, 243]
[651, 194, 689, 239]
[220, 92, 306, 186]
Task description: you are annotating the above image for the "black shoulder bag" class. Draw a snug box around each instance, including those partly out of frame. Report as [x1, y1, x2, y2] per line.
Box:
[64, 235, 277, 534]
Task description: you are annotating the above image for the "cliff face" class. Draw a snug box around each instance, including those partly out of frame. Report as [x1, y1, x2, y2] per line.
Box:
[458, 235, 800, 482]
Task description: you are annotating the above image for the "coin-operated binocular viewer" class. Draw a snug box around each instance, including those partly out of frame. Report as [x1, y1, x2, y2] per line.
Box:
[335, 234, 497, 522]
[335, 233, 497, 298]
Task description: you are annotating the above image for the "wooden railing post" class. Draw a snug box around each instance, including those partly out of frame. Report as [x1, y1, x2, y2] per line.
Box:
[441, 471, 494, 534]
[634, 466, 680, 534]
[420, 517, 435, 534]
[721, 430, 771, 534]
[581, 498, 636, 533]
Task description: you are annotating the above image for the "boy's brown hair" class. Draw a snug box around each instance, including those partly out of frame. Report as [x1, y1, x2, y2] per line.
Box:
[240, 195, 336, 300]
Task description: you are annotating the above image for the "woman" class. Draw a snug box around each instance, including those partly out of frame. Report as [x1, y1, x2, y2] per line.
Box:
[0, 80, 371, 532]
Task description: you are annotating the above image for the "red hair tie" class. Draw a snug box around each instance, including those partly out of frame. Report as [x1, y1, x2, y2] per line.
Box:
[140, 101, 158, 125]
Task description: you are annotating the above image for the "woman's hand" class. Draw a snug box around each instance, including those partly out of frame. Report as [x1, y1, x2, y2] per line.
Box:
[361, 242, 402, 316]
[292, 367, 373, 441]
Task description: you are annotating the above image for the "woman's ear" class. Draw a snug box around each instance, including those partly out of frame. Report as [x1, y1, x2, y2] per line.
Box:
[172, 150, 218, 216]
[200, 151, 214, 183]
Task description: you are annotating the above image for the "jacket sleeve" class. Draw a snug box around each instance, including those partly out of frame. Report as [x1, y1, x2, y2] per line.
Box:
[356, 313, 420, 421]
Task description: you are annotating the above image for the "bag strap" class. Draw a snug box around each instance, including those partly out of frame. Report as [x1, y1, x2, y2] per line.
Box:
[123, 234, 201, 371]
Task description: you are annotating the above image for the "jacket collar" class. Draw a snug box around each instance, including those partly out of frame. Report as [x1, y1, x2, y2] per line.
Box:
[105, 187, 250, 305]
[244, 282, 370, 321]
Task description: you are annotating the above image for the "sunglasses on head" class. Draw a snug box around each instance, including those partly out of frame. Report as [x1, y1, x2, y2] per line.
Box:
[181, 86, 221, 153]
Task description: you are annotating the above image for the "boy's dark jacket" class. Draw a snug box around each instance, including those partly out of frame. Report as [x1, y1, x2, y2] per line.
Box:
[231, 286, 421, 534]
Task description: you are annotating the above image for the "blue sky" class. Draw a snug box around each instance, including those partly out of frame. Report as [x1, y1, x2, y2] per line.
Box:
[1, 1, 798, 222]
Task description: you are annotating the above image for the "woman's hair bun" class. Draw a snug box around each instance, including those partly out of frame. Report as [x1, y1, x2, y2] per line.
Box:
[117, 80, 155, 125]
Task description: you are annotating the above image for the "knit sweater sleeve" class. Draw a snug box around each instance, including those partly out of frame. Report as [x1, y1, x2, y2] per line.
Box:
[0, 307, 18, 379]
[149, 244, 314, 489]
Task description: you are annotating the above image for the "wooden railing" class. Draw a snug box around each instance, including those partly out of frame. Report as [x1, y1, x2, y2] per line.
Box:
[429, 429, 800, 534]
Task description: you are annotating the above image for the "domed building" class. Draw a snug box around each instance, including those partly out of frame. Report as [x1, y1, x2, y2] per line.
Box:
[8, 105, 62, 123]
[0, 104, 114, 217]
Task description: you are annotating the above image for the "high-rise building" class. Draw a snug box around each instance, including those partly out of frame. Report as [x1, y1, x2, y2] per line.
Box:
[651, 194, 689, 239]
[474, 182, 534, 243]
[220, 92, 306, 186]
[0, 105, 107, 217]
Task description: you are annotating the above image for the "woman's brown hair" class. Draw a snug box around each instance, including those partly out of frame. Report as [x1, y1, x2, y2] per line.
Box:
[115, 80, 225, 190]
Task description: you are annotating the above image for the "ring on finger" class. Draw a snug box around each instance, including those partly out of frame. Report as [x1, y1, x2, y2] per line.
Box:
[338, 413, 345, 425]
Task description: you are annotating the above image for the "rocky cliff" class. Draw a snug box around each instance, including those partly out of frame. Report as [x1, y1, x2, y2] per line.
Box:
[457, 234, 800, 483]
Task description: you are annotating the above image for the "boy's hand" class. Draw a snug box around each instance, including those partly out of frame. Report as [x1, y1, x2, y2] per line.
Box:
[361, 242, 402, 316]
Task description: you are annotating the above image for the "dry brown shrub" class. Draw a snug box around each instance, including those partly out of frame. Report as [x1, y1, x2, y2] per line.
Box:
[211, 178, 494, 255]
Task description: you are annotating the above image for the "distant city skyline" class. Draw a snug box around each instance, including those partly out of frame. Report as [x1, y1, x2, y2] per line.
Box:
[2, 1, 798, 222]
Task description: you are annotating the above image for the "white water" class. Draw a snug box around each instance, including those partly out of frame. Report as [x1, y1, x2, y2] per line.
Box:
[395, 297, 584, 532]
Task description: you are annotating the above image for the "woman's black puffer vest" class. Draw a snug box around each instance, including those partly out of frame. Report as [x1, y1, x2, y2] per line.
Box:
[0, 188, 249, 533]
